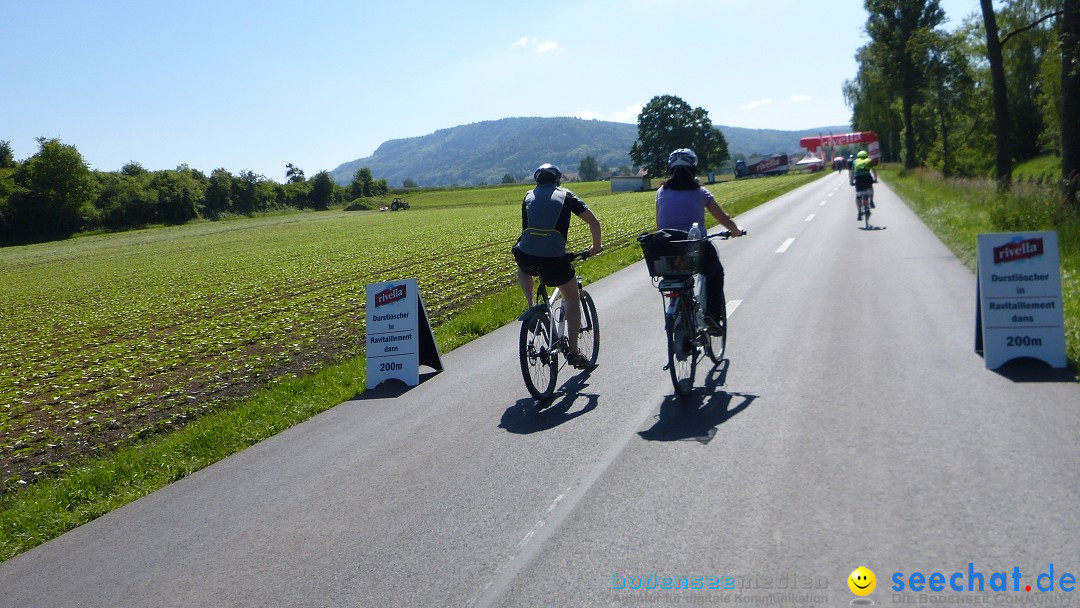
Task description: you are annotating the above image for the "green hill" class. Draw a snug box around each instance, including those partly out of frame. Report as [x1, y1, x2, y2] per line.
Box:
[331, 117, 849, 187]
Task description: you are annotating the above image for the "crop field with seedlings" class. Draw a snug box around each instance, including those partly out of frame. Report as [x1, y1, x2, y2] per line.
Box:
[0, 174, 821, 498]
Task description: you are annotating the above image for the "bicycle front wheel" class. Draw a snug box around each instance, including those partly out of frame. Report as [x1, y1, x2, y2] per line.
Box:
[667, 304, 697, 398]
[519, 311, 558, 401]
[578, 290, 600, 367]
[706, 296, 727, 364]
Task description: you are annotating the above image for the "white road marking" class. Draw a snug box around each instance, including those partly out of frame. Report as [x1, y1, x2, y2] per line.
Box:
[805, 214, 816, 222]
[470, 490, 568, 606]
[820, 200, 827, 206]
[776, 238, 795, 253]
[727, 300, 742, 316]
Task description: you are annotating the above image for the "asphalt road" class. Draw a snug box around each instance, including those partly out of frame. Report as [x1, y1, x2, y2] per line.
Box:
[1, 172, 1077, 608]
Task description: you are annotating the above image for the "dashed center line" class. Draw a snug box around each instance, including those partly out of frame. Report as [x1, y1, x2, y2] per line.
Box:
[776, 238, 795, 253]
[820, 200, 827, 206]
[805, 214, 816, 222]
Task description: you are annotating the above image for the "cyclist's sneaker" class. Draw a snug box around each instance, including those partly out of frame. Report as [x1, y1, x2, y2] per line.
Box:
[566, 350, 594, 370]
[857, 211, 863, 221]
[703, 315, 724, 335]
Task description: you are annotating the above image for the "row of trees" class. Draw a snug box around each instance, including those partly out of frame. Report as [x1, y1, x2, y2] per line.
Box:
[844, 0, 1078, 203]
[0, 139, 389, 243]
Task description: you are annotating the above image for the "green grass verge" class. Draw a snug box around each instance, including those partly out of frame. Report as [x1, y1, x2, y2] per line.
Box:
[879, 165, 1079, 372]
[0, 171, 825, 562]
[1013, 154, 1062, 184]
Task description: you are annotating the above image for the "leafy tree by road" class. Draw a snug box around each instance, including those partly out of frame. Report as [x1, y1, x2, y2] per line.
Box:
[579, 156, 600, 181]
[864, 0, 946, 170]
[629, 95, 729, 177]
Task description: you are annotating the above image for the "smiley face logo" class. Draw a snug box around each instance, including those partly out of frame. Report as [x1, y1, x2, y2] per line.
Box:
[848, 566, 876, 596]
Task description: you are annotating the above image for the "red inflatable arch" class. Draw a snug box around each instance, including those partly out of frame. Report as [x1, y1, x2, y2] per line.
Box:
[800, 131, 880, 162]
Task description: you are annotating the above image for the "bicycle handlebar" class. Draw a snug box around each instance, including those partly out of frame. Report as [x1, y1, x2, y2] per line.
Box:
[713, 227, 747, 239]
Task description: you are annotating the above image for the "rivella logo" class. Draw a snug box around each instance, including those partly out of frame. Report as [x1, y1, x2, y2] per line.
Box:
[993, 237, 1044, 264]
[374, 283, 406, 307]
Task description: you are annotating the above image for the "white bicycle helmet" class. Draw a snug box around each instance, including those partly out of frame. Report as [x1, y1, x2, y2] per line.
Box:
[667, 148, 698, 170]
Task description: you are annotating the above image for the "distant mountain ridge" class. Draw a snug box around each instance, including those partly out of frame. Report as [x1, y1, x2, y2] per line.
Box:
[331, 117, 850, 187]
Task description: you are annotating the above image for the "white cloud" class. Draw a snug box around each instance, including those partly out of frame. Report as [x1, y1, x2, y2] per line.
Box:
[739, 99, 773, 110]
[573, 103, 643, 123]
[534, 40, 559, 53]
[790, 94, 812, 102]
[511, 37, 561, 53]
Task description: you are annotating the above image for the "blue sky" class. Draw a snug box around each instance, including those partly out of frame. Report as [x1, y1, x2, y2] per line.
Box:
[1, 0, 980, 183]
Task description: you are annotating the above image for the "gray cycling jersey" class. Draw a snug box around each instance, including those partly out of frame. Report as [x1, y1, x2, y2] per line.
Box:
[517, 185, 571, 258]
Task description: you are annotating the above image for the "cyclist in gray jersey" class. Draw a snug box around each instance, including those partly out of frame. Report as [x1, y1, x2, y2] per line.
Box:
[512, 163, 602, 369]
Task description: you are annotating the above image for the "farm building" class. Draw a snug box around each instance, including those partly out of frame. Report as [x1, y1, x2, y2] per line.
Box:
[609, 175, 651, 192]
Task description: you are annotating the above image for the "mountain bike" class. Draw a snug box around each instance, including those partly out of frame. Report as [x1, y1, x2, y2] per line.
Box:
[517, 250, 599, 401]
[638, 229, 743, 398]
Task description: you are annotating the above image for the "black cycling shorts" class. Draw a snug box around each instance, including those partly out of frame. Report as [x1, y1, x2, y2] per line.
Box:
[512, 247, 575, 287]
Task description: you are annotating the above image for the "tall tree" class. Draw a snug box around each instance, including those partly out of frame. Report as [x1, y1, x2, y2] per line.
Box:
[579, 156, 600, 181]
[151, 170, 202, 224]
[865, 0, 946, 169]
[629, 95, 729, 177]
[350, 167, 374, 199]
[981, 0, 1014, 189]
[980, 0, 1064, 189]
[120, 161, 147, 177]
[0, 140, 15, 168]
[925, 30, 976, 176]
[285, 163, 305, 184]
[233, 170, 262, 215]
[310, 171, 336, 210]
[9, 138, 96, 238]
[1063, 0, 1080, 204]
[205, 168, 234, 217]
[845, 46, 906, 163]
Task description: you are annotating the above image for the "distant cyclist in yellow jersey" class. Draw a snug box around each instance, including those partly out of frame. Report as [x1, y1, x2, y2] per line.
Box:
[849, 150, 878, 220]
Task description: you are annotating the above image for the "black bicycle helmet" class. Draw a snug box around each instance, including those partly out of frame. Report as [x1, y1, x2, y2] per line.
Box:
[533, 163, 562, 183]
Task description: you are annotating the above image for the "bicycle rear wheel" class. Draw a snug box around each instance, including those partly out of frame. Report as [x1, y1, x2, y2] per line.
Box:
[705, 296, 727, 364]
[519, 311, 558, 400]
[667, 302, 697, 398]
[577, 290, 600, 367]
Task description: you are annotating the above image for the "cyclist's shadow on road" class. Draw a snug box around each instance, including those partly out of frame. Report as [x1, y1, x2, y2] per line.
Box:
[638, 362, 757, 444]
[498, 370, 600, 434]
